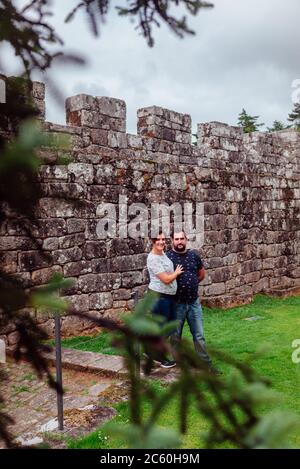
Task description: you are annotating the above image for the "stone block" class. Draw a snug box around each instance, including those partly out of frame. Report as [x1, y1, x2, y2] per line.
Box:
[58, 233, 86, 249]
[89, 292, 113, 310]
[19, 251, 52, 271]
[109, 253, 147, 272]
[42, 237, 59, 251]
[67, 218, 86, 233]
[113, 289, 132, 300]
[63, 260, 93, 277]
[68, 163, 94, 184]
[0, 339, 6, 363]
[78, 273, 121, 293]
[52, 247, 82, 264]
[204, 282, 226, 296]
[83, 241, 107, 259]
[0, 251, 18, 273]
[65, 294, 90, 313]
[95, 96, 126, 119]
[31, 265, 63, 285]
[66, 94, 94, 114]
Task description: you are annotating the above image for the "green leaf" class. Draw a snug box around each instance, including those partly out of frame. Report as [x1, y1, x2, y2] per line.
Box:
[160, 320, 180, 336]
[30, 273, 73, 314]
[31, 294, 69, 314]
[133, 290, 159, 317]
[243, 411, 299, 449]
[125, 317, 162, 336]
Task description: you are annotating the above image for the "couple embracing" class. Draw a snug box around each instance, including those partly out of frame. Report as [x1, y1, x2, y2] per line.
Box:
[147, 229, 213, 370]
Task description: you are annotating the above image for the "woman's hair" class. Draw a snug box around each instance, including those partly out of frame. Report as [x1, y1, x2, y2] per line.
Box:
[150, 229, 165, 244]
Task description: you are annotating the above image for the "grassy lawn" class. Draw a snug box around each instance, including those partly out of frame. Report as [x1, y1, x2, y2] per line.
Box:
[62, 294, 300, 449]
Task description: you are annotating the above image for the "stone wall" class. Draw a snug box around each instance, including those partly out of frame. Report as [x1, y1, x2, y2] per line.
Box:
[1, 76, 300, 343]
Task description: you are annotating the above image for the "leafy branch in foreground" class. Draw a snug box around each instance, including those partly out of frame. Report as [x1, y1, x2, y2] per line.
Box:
[116, 0, 214, 47]
[1, 0, 214, 81]
[0, 112, 72, 447]
[75, 292, 299, 449]
[66, 0, 214, 46]
[0, 0, 63, 77]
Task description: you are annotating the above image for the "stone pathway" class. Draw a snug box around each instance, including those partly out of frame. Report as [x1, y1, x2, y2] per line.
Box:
[0, 359, 121, 448]
[1, 348, 179, 448]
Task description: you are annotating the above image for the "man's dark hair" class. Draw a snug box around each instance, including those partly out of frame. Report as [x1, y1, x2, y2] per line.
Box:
[170, 229, 187, 239]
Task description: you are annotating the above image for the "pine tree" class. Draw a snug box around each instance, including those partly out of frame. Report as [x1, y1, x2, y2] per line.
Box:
[237, 108, 264, 133]
[287, 102, 300, 130]
[267, 120, 286, 132]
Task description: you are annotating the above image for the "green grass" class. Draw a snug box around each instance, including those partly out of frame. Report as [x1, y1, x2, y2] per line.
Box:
[64, 294, 300, 449]
[50, 330, 119, 355]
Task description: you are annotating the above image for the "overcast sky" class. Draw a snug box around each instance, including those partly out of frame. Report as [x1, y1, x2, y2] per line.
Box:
[4, 0, 300, 133]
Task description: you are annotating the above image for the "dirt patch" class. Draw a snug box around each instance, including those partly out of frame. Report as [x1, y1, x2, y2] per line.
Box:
[97, 382, 130, 404]
[42, 405, 117, 449]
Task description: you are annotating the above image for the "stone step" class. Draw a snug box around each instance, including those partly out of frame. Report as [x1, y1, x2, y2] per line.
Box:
[264, 285, 300, 298]
[45, 348, 127, 378]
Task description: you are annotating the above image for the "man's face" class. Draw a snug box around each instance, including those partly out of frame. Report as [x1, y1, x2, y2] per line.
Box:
[172, 232, 187, 252]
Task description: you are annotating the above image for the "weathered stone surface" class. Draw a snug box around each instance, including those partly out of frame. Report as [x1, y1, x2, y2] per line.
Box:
[0, 251, 18, 273]
[113, 289, 132, 300]
[63, 260, 93, 277]
[31, 265, 63, 285]
[52, 247, 82, 264]
[68, 163, 94, 184]
[0, 237, 35, 251]
[89, 292, 113, 310]
[78, 273, 121, 293]
[58, 233, 86, 249]
[43, 237, 59, 251]
[83, 241, 107, 260]
[19, 251, 52, 271]
[109, 254, 147, 272]
[0, 339, 6, 363]
[1, 76, 300, 340]
[67, 218, 86, 234]
[65, 294, 90, 313]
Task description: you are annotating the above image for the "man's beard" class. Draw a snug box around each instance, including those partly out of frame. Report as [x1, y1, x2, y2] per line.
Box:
[174, 244, 186, 252]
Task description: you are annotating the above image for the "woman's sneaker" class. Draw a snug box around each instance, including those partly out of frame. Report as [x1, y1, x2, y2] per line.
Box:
[160, 360, 176, 369]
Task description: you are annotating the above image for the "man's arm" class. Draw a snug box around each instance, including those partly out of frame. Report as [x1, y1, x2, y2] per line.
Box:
[198, 267, 205, 282]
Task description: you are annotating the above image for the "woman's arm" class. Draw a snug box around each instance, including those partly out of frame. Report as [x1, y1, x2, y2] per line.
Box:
[156, 265, 184, 285]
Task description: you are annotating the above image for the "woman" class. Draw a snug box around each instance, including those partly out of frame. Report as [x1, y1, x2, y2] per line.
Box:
[146, 230, 183, 368]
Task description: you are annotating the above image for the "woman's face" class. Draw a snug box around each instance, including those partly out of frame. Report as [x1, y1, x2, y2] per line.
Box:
[154, 233, 166, 252]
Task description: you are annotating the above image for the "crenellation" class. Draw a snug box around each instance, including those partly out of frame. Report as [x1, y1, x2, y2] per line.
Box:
[1, 76, 300, 340]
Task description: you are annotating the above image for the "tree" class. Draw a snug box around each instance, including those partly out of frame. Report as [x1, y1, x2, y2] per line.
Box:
[288, 102, 300, 131]
[0, 1, 298, 450]
[267, 120, 288, 132]
[237, 108, 264, 133]
[0, 0, 212, 446]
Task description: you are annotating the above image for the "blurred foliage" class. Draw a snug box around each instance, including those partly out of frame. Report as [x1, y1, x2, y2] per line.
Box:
[0, 86, 72, 446]
[0, 0, 214, 79]
[0, 0, 298, 452]
[76, 292, 299, 449]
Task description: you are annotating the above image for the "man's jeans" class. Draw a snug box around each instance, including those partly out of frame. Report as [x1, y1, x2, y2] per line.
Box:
[172, 299, 212, 365]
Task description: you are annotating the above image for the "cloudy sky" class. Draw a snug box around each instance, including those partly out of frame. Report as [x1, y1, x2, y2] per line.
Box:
[4, 0, 300, 133]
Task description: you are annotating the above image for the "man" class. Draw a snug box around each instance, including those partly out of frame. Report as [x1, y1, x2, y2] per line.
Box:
[166, 230, 217, 371]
